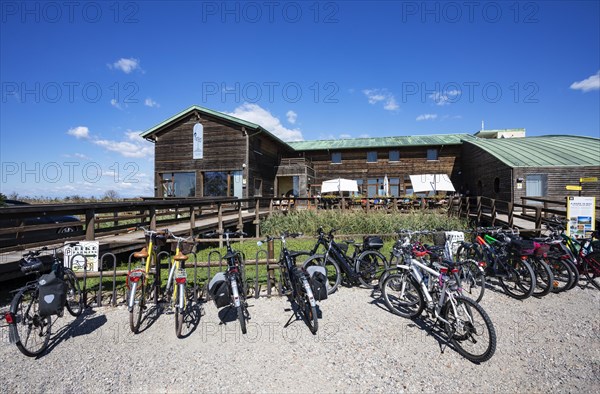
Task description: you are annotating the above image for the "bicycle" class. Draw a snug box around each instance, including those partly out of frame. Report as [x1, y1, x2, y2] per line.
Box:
[164, 230, 196, 338]
[396, 231, 486, 303]
[302, 227, 388, 294]
[380, 231, 497, 363]
[207, 231, 249, 334]
[456, 228, 537, 300]
[545, 217, 600, 290]
[5, 244, 83, 357]
[127, 226, 168, 333]
[260, 231, 319, 334]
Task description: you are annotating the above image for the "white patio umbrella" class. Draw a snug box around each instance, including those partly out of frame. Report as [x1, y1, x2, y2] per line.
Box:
[320, 178, 359, 194]
[382, 175, 389, 196]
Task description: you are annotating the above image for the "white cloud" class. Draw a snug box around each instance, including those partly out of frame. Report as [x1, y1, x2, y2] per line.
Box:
[225, 103, 303, 141]
[429, 90, 461, 106]
[339, 134, 352, 139]
[570, 71, 600, 92]
[67, 126, 90, 139]
[358, 133, 371, 138]
[109, 57, 141, 74]
[286, 110, 297, 124]
[110, 99, 123, 110]
[144, 98, 160, 108]
[416, 113, 438, 121]
[93, 134, 154, 158]
[363, 89, 399, 111]
[74, 153, 90, 160]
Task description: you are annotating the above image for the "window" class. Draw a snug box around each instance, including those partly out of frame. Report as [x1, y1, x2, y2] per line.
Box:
[404, 175, 413, 196]
[427, 149, 438, 161]
[356, 179, 364, 195]
[203, 171, 243, 197]
[331, 152, 342, 164]
[389, 150, 400, 162]
[367, 151, 378, 163]
[161, 172, 196, 197]
[494, 177, 500, 193]
[526, 174, 547, 197]
[367, 178, 378, 197]
[389, 177, 400, 196]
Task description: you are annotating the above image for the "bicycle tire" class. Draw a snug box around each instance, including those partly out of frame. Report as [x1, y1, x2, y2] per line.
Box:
[302, 254, 341, 295]
[498, 259, 536, 300]
[443, 295, 496, 363]
[583, 251, 600, 290]
[10, 287, 52, 357]
[531, 257, 554, 297]
[545, 254, 573, 293]
[297, 276, 318, 334]
[355, 250, 388, 289]
[381, 271, 424, 319]
[456, 244, 484, 263]
[237, 304, 247, 334]
[175, 283, 185, 338]
[129, 280, 145, 334]
[458, 260, 485, 303]
[64, 268, 84, 316]
[565, 258, 580, 290]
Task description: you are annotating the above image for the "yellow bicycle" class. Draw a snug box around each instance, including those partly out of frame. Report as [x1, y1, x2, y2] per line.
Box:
[164, 230, 195, 337]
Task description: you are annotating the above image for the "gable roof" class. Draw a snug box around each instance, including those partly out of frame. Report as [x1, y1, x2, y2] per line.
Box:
[140, 105, 289, 147]
[465, 135, 600, 167]
[288, 134, 475, 151]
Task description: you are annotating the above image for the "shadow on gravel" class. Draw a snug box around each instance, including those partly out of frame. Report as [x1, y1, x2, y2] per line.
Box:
[136, 304, 162, 334]
[177, 303, 204, 339]
[281, 297, 321, 334]
[40, 309, 107, 358]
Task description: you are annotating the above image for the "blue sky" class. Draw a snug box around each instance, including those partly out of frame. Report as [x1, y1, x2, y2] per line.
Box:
[1, 1, 599, 198]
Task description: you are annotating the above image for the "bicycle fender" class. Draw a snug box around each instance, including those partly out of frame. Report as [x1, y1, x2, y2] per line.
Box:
[128, 282, 137, 310]
[231, 278, 241, 308]
[302, 279, 317, 307]
[8, 324, 18, 344]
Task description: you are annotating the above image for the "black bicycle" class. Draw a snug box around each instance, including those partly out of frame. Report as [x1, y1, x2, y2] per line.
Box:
[5, 244, 84, 357]
[207, 231, 249, 334]
[302, 227, 388, 294]
[260, 232, 320, 334]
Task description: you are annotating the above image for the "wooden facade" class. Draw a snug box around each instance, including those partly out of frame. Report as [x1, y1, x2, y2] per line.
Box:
[143, 106, 599, 203]
[292, 145, 463, 197]
[460, 142, 600, 201]
[144, 107, 292, 199]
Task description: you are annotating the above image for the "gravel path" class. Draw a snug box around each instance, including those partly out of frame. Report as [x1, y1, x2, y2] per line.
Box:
[1, 283, 599, 393]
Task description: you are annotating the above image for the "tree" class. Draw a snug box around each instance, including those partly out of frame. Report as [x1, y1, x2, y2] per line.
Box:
[104, 190, 120, 201]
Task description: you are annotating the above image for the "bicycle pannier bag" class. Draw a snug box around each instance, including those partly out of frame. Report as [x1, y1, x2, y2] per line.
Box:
[306, 266, 328, 301]
[363, 236, 384, 250]
[38, 271, 66, 317]
[511, 239, 535, 256]
[208, 272, 230, 308]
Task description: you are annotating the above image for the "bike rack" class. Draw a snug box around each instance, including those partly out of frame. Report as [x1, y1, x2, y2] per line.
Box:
[205, 251, 222, 301]
[68, 252, 88, 307]
[254, 249, 268, 299]
[156, 251, 171, 303]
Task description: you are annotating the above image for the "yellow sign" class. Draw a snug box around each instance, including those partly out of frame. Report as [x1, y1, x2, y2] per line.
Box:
[580, 177, 598, 183]
[566, 185, 582, 191]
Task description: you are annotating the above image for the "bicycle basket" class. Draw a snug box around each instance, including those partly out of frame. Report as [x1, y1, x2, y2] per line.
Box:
[170, 241, 196, 255]
[38, 271, 66, 317]
[363, 236, 384, 250]
[146, 233, 168, 247]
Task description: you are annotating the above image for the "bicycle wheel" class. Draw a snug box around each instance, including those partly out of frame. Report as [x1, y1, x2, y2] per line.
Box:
[443, 295, 496, 363]
[583, 252, 600, 290]
[498, 259, 536, 300]
[129, 280, 145, 334]
[302, 254, 341, 295]
[530, 257, 554, 297]
[64, 269, 83, 316]
[10, 287, 52, 357]
[297, 276, 318, 334]
[545, 254, 573, 293]
[356, 250, 388, 289]
[565, 259, 580, 290]
[456, 244, 484, 262]
[458, 260, 485, 303]
[381, 271, 424, 319]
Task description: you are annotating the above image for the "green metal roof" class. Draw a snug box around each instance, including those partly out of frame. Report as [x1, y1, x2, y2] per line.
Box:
[287, 134, 475, 151]
[141, 105, 261, 138]
[466, 135, 600, 167]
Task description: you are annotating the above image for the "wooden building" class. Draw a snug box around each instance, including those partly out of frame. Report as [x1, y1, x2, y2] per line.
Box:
[142, 106, 600, 202]
[460, 136, 600, 201]
[140, 106, 294, 199]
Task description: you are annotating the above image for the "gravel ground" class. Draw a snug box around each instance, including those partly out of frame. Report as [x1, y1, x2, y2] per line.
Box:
[1, 282, 599, 393]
